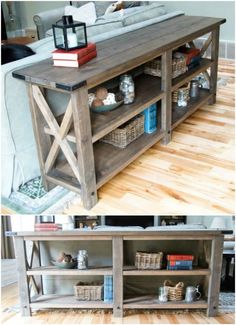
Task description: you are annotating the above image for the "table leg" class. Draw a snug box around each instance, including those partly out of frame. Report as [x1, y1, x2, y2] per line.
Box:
[14, 237, 31, 316]
[161, 50, 172, 144]
[207, 236, 223, 316]
[70, 86, 97, 210]
[27, 84, 54, 191]
[209, 26, 220, 105]
[113, 236, 123, 318]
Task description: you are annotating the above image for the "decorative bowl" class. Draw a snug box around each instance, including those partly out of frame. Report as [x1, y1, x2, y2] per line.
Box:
[51, 260, 77, 269]
[90, 100, 123, 113]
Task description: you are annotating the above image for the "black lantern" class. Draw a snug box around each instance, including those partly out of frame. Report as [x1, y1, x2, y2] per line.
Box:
[52, 15, 87, 51]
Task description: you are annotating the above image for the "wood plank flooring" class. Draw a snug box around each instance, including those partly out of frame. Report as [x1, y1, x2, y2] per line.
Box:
[1, 284, 235, 324]
[65, 59, 235, 215]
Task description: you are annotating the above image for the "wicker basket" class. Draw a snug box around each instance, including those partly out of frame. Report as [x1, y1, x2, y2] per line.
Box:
[74, 282, 103, 301]
[101, 114, 144, 148]
[172, 83, 190, 103]
[135, 251, 163, 270]
[164, 280, 184, 301]
[144, 55, 187, 79]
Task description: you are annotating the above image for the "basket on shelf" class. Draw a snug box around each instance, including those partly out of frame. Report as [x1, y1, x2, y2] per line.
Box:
[164, 280, 184, 301]
[144, 54, 187, 79]
[172, 83, 190, 103]
[135, 251, 163, 270]
[74, 282, 103, 301]
[101, 114, 144, 149]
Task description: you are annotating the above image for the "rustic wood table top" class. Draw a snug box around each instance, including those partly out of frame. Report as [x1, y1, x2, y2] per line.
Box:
[13, 15, 225, 91]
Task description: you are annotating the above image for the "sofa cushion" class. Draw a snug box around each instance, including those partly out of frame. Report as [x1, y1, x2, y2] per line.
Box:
[122, 3, 167, 26]
[46, 18, 123, 39]
[64, 2, 97, 25]
[94, 1, 143, 17]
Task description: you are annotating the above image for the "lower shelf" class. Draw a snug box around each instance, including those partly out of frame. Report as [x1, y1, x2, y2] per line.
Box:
[123, 295, 208, 309]
[94, 129, 165, 188]
[30, 294, 113, 309]
[172, 89, 211, 130]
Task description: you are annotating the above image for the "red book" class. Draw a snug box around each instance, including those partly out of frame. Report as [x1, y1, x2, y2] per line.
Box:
[167, 255, 194, 261]
[53, 50, 97, 68]
[35, 223, 62, 228]
[34, 227, 61, 231]
[52, 43, 96, 61]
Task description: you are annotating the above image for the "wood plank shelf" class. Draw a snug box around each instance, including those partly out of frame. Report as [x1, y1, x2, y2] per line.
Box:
[30, 294, 113, 309]
[123, 266, 211, 276]
[172, 58, 213, 91]
[27, 266, 112, 276]
[171, 89, 211, 130]
[55, 129, 165, 189]
[94, 129, 165, 188]
[123, 295, 208, 309]
[44, 74, 163, 143]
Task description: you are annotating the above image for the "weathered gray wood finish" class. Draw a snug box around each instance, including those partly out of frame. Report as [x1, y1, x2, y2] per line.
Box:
[112, 236, 123, 318]
[161, 50, 172, 144]
[70, 86, 97, 209]
[13, 230, 224, 318]
[209, 26, 220, 105]
[207, 236, 224, 316]
[14, 237, 31, 316]
[13, 16, 225, 209]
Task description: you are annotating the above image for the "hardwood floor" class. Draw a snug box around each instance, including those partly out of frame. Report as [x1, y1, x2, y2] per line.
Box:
[1, 284, 235, 324]
[65, 59, 235, 215]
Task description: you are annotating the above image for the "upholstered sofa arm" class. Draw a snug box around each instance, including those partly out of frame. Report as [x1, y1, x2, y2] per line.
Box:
[33, 7, 64, 40]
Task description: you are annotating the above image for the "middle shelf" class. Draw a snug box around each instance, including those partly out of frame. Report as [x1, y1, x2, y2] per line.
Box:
[27, 266, 211, 276]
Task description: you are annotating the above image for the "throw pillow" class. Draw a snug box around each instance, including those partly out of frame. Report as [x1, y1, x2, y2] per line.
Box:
[64, 2, 97, 25]
[104, 1, 124, 15]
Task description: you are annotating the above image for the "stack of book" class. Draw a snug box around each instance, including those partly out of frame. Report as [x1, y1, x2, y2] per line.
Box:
[167, 254, 194, 270]
[52, 42, 97, 67]
[179, 46, 201, 70]
[34, 223, 62, 232]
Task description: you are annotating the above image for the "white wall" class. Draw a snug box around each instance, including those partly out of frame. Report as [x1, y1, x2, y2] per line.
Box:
[159, 1, 235, 41]
[187, 216, 235, 229]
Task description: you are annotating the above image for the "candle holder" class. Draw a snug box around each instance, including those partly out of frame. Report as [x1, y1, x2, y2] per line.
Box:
[52, 15, 87, 51]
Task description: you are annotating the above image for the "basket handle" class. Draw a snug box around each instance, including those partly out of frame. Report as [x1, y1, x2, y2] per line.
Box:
[176, 282, 184, 288]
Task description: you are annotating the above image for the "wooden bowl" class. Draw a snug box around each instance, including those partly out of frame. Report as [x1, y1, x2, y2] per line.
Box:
[51, 260, 77, 269]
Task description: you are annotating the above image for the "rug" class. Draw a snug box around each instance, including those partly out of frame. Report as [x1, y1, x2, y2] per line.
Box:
[218, 292, 235, 313]
[1, 177, 80, 214]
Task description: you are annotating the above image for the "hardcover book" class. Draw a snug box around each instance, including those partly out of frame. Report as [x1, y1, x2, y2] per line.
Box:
[53, 50, 97, 67]
[52, 43, 96, 60]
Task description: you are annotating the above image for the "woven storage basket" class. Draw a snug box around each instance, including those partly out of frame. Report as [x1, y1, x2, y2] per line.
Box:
[74, 282, 103, 301]
[135, 251, 163, 270]
[164, 280, 184, 301]
[144, 56, 187, 79]
[172, 83, 190, 103]
[101, 114, 144, 148]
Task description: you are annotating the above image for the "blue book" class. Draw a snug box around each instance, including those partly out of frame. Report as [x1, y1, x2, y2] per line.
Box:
[168, 260, 193, 266]
[104, 275, 113, 302]
[167, 266, 193, 270]
[142, 103, 157, 134]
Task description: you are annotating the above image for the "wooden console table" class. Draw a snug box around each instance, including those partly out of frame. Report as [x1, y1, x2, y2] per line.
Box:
[13, 15, 225, 209]
[12, 229, 224, 318]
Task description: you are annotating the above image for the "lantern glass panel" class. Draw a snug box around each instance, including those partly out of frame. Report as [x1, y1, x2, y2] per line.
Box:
[54, 27, 64, 48]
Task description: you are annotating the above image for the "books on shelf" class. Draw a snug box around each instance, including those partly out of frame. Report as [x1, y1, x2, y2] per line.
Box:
[35, 223, 62, 231]
[167, 265, 193, 270]
[167, 254, 194, 261]
[52, 42, 97, 60]
[53, 50, 97, 68]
